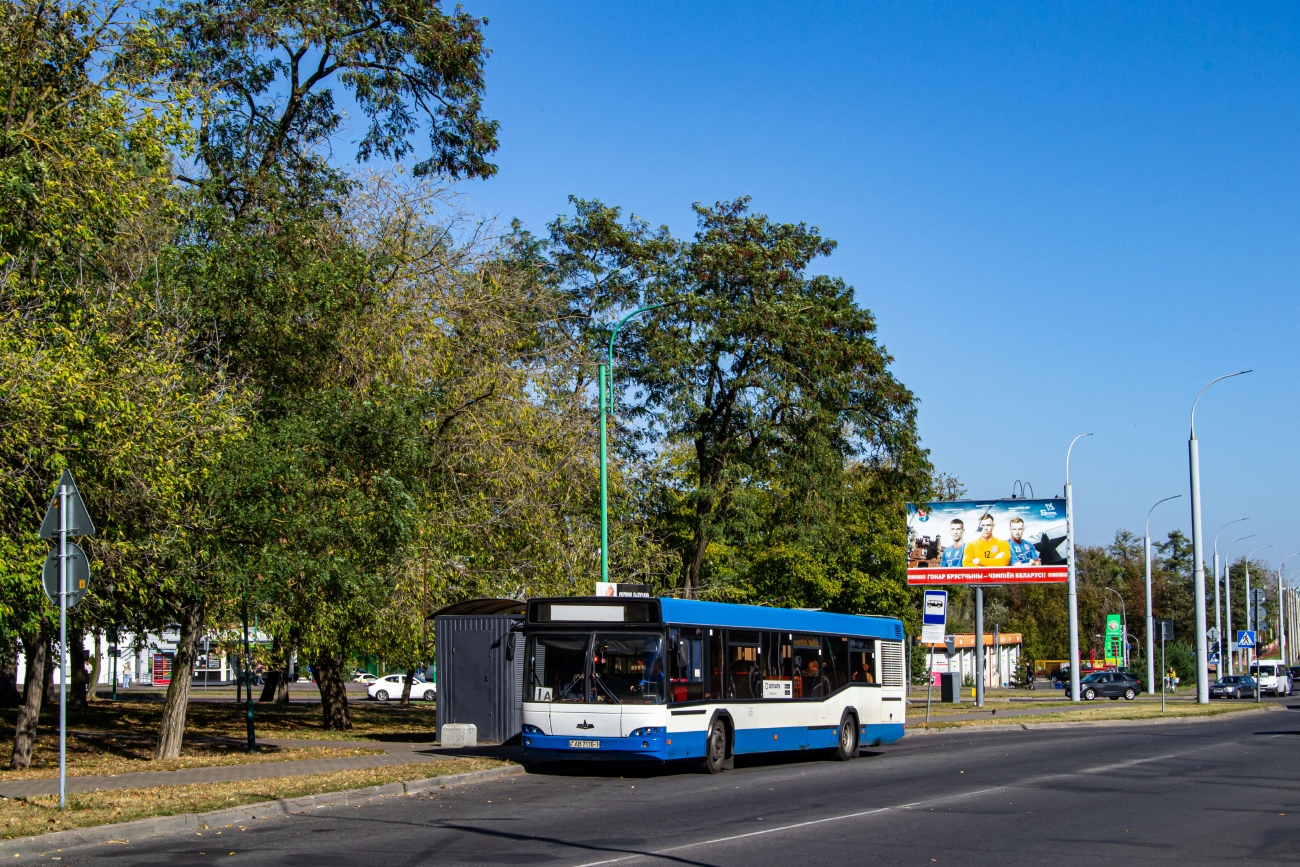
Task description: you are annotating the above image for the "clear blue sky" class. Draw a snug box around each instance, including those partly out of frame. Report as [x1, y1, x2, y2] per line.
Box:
[398, 3, 1300, 566]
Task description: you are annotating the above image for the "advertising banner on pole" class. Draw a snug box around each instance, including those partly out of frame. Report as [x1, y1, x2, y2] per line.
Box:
[907, 499, 1069, 585]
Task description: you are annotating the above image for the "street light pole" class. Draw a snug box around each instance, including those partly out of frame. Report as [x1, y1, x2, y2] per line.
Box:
[1213, 518, 1248, 676]
[1277, 553, 1300, 669]
[1065, 433, 1092, 704]
[599, 304, 665, 586]
[1105, 587, 1127, 668]
[1145, 495, 1181, 694]
[1244, 543, 1271, 697]
[1187, 370, 1251, 704]
[1224, 533, 1254, 675]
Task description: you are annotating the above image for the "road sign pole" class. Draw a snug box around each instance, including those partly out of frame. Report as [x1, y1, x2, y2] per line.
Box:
[925, 643, 934, 724]
[1161, 632, 1166, 713]
[58, 483, 67, 810]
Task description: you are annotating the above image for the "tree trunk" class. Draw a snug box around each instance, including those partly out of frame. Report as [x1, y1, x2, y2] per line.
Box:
[400, 667, 415, 706]
[11, 630, 49, 769]
[68, 627, 89, 710]
[685, 483, 714, 598]
[258, 635, 293, 703]
[314, 650, 351, 730]
[0, 637, 21, 708]
[154, 597, 205, 760]
[87, 629, 103, 701]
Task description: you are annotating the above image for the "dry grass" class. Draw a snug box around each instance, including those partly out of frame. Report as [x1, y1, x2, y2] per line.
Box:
[0, 734, 382, 781]
[0, 758, 506, 841]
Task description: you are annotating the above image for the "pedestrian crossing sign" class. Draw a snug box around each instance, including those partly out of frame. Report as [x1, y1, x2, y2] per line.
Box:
[1236, 630, 1256, 649]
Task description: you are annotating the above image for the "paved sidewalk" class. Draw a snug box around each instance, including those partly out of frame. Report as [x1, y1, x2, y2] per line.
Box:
[0, 738, 460, 800]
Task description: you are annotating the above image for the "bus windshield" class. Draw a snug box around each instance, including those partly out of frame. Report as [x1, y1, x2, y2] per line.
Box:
[525, 632, 665, 704]
[593, 633, 665, 704]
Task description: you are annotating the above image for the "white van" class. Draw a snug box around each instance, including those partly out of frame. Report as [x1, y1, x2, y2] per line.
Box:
[1249, 660, 1293, 697]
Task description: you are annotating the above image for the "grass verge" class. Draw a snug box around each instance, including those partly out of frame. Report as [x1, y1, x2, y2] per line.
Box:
[0, 757, 506, 841]
[0, 699, 438, 745]
[910, 699, 1269, 730]
[0, 737, 383, 781]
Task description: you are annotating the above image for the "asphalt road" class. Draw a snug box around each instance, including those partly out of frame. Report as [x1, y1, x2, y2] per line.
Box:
[66, 705, 1300, 866]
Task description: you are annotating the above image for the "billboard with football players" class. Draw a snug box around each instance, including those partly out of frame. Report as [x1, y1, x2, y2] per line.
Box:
[907, 499, 1069, 585]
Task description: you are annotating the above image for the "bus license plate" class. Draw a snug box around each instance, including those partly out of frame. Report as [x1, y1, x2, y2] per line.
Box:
[569, 739, 600, 749]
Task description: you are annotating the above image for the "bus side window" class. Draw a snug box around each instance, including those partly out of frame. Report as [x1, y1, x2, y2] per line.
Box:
[707, 629, 724, 700]
[823, 636, 849, 693]
[669, 627, 704, 704]
[792, 634, 824, 697]
[726, 630, 761, 700]
[849, 638, 876, 684]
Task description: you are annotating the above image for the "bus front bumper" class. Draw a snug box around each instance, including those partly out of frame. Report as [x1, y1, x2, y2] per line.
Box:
[522, 732, 669, 762]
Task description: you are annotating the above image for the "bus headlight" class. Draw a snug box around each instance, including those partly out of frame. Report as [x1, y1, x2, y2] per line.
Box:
[522, 724, 544, 734]
[629, 727, 666, 737]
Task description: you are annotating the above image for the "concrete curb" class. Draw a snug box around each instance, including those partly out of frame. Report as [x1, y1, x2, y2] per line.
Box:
[905, 702, 1282, 736]
[3, 763, 525, 858]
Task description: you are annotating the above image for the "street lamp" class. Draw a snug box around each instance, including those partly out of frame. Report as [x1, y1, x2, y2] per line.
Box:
[1244, 543, 1272, 695]
[1187, 370, 1252, 703]
[1277, 553, 1300, 667]
[1213, 518, 1248, 674]
[1066, 433, 1092, 704]
[1105, 586, 1128, 667]
[598, 303, 665, 585]
[1145, 495, 1181, 694]
[1224, 533, 1255, 674]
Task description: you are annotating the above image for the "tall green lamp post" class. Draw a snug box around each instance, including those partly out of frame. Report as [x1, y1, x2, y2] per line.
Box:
[599, 304, 664, 584]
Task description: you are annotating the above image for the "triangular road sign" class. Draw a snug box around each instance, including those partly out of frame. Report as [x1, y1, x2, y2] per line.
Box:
[38, 469, 95, 539]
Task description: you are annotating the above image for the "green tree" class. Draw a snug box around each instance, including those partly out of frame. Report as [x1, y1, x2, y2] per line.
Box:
[147, 0, 502, 740]
[0, 0, 245, 767]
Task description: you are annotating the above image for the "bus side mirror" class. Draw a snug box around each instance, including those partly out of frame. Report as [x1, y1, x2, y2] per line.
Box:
[505, 639, 516, 662]
[675, 638, 688, 667]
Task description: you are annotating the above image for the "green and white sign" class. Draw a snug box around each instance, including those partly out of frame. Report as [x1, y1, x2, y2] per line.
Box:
[1105, 614, 1123, 665]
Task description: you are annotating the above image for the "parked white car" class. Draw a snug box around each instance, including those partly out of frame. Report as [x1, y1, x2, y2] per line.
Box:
[368, 674, 436, 702]
[1250, 660, 1292, 696]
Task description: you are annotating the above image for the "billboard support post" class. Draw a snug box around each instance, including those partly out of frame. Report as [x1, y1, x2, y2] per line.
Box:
[974, 587, 984, 707]
[1065, 434, 1091, 704]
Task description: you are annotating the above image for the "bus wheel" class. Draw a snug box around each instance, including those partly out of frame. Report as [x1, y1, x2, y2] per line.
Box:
[703, 719, 727, 774]
[834, 715, 858, 761]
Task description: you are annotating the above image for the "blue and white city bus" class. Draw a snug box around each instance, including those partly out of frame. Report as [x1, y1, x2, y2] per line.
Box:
[520, 596, 907, 771]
